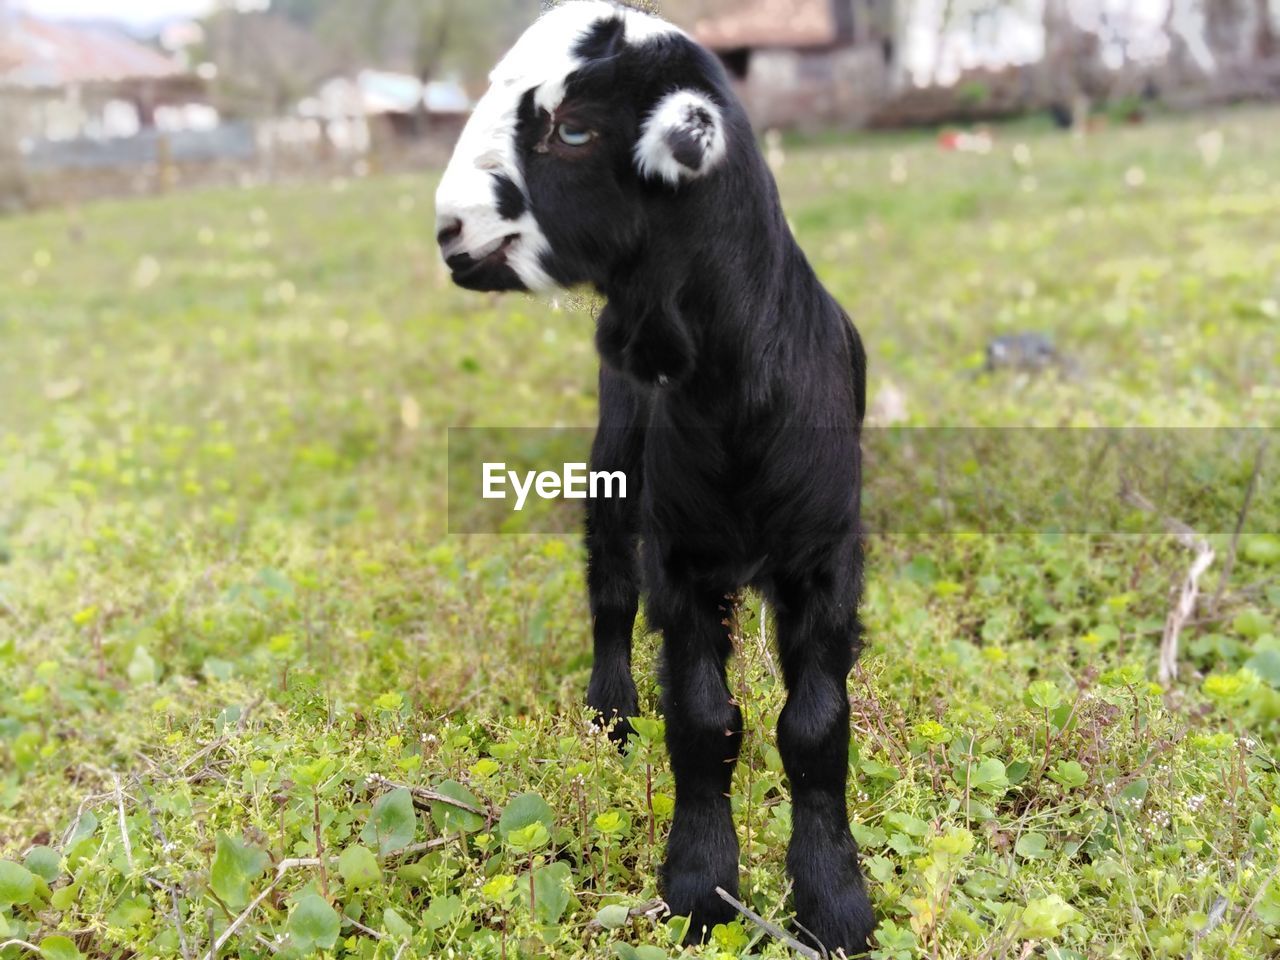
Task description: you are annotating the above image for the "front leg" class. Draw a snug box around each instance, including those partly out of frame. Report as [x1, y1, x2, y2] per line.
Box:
[771, 538, 875, 956]
[585, 368, 646, 742]
[585, 509, 639, 742]
[646, 556, 742, 942]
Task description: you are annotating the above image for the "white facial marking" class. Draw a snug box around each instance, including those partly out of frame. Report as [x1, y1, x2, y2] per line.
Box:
[634, 89, 727, 186]
[435, 1, 682, 291]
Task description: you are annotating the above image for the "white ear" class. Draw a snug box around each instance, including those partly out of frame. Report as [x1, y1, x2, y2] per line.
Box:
[634, 89, 727, 186]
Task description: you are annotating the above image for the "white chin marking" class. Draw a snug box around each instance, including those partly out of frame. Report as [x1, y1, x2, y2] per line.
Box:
[508, 220, 555, 291]
[436, 2, 682, 291]
[634, 90, 727, 186]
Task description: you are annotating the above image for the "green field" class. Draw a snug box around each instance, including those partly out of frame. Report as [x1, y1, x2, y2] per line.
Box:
[2, 109, 1280, 959]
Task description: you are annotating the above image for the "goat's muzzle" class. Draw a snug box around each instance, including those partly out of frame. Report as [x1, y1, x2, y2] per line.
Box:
[439, 232, 527, 292]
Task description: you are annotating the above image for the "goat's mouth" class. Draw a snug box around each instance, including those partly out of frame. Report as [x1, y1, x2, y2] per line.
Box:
[445, 233, 526, 292]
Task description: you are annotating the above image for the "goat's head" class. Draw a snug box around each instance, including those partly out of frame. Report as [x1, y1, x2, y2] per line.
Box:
[434, 1, 733, 293]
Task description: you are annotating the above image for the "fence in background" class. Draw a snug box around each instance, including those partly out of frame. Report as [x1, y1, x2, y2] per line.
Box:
[0, 112, 462, 212]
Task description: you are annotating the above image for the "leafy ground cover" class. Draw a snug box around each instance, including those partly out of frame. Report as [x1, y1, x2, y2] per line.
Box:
[1, 108, 1279, 959]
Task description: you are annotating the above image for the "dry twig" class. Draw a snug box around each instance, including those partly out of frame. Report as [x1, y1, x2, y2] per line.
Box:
[1188, 895, 1231, 958]
[367, 773, 489, 817]
[200, 834, 456, 957]
[1226, 860, 1280, 949]
[205, 868, 286, 960]
[1120, 486, 1214, 685]
[586, 898, 669, 929]
[145, 876, 195, 960]
[714, 887, 823, 960]
[235, 695, 266, 734]
[343, 915, 386, 940]
[112, 771, 135, 873]
[59, 791, 113, 851]
[757, 599, 779, 680]
[139, 786, 194, 960]
[0, 941, 42, 956]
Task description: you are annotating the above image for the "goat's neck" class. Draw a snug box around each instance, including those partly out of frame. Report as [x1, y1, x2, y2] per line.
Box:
[601, 167, 816, 397]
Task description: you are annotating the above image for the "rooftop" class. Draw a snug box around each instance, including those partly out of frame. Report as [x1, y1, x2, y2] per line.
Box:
[0, 14, 184, 89]
[694, 0, 844, 51]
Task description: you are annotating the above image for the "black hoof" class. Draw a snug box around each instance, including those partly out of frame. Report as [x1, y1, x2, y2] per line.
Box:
[661, 869, 738, 943]
[789, 841, 875, 957]
[660, 805, 741, 944]
[599, 712, 635, 746]
[793, 898, 875, 958]
[586, 673, 638, 749]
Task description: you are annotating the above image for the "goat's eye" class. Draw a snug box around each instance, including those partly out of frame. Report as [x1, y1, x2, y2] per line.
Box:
[556, 123, 594, 147]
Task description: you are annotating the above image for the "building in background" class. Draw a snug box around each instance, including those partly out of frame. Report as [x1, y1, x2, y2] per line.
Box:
[695, 0, 899, 129]
[294, 69, 470, 160]
[0, 12, 256, 198]
[0, 13, 206, 142]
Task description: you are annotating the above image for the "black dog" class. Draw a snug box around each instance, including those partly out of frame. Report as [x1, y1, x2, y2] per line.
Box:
[434, 2, 872, 951]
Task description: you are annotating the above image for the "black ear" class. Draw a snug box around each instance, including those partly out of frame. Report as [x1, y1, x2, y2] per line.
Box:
[634, 90, 727, 185]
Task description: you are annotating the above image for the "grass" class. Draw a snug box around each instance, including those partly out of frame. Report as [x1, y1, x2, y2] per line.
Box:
[1, 107, 1279, 960]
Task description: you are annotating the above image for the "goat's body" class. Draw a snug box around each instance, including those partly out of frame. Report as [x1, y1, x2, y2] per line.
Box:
[610, 302, 864, 594]
[587, 191, 873, 949]
[435, 4, 875, 948]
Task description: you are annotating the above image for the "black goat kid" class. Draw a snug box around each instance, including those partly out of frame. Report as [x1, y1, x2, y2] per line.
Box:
[434, 2, 873, 952]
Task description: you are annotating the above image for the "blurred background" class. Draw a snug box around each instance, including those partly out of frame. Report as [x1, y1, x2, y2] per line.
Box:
[1, 0, 1278, 207]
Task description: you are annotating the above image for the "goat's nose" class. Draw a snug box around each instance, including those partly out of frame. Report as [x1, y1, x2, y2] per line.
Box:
[436, 216, 463, 250]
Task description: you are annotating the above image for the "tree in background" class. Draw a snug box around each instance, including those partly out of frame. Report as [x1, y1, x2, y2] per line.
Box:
[1258, 0, 1277, 59]
[193, 0, 539, 120]
[200, 5, 345, 117]
[1203, 0, 1252, 65]
[265, 0, 748, 89]
[268, 0, 538, 88]
[998, 0, 1277, 116]
[1167, 0, 1278, 96]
